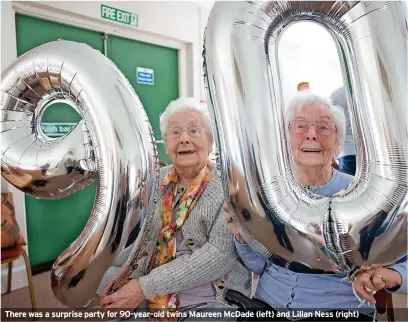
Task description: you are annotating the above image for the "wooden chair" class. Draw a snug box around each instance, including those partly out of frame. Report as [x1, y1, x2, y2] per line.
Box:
[1, 245, 37, 315]
[375, 289, 394, 321]
[386, 293, 395, 322]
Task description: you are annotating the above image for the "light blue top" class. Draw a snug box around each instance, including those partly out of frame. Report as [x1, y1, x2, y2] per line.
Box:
[305, 168, 353, 197]
[234, 169, 407, 320]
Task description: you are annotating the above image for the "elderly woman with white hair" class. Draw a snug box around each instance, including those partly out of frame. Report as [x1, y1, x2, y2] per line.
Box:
[99, 97, 251, 319]
[285, 91, 351, 194]
[227, 92, 407, 321]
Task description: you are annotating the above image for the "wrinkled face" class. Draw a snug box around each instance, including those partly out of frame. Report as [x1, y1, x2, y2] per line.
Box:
[165, 110, 213, 169]
[289, 104, 339, 168]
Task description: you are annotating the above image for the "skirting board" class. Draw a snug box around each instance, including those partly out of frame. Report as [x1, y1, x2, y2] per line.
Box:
[1, 264, 28, 294]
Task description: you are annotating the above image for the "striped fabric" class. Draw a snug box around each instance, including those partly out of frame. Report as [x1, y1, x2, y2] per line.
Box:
[1, 192, 26, 249]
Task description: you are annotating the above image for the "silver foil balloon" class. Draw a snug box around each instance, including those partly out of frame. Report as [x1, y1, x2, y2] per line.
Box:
[1, 40, 159, 307]
[203, 1, 407, 273]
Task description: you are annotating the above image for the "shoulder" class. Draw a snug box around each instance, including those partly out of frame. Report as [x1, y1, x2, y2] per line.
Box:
[159, 165, 172, 180]
[332, 169, 354, 190]
[202, 161, 225, 200]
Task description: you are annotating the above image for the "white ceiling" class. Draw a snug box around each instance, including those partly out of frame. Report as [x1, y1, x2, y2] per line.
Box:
[189, 0, 215, 11]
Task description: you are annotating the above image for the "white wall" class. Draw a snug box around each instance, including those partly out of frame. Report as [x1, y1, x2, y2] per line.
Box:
[278, 22, 344, 106]
[1, 1, 30, 294]
[1, 1, 17, 71]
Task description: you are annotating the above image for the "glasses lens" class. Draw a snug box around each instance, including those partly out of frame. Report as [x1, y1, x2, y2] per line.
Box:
[293, 120, 308, 132]
[188, 127, 202, 137]
[316, 122, 335, 134]
[168, 128, 182, 137]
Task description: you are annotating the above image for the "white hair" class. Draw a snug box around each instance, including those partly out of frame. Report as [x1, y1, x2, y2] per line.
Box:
[159, 97, 214, 143]
[286, 91, 346, 145]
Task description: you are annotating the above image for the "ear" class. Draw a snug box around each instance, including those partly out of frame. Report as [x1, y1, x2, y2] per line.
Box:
[209, 141, 214, 153]
[335, 145, 340, 156]
[206, 134, 214, 153]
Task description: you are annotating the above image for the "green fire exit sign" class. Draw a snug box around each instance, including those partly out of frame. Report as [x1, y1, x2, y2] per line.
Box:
[101, 4, 138, 27]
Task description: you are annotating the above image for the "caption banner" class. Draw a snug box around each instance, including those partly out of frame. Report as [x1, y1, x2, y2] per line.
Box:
[1, 309, 369, 321]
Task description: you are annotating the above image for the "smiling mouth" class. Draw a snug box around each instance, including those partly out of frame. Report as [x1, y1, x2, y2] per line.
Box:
[301, 148, 322, 153]
[178, 150, 196, 155]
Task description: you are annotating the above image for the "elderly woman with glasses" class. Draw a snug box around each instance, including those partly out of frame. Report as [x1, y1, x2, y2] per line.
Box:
[99, 97, 250, 320]
[286, 92, 352, 194]
[226, 92, 407, 321]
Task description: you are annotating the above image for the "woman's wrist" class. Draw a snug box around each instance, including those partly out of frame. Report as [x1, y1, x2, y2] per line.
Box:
[386, 268, 402, 290]
[234, 234, 246, 244]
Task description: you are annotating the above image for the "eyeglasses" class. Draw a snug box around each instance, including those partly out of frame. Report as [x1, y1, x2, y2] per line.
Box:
[165, 126, 205, 138]
[289, 120, 337, 135]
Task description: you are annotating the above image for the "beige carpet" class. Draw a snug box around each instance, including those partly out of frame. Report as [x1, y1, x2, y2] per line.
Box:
[2, 271, 407, 321]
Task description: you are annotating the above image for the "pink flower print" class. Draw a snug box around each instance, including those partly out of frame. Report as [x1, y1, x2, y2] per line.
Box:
[168, 294, 179, 309]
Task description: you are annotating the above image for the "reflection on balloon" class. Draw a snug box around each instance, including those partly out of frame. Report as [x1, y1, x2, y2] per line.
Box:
[203, 1, 407, 273]
[1, 40, 159, 307]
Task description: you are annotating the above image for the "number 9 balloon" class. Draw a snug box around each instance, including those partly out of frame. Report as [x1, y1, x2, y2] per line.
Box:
[1, 40, 159, 307]
[203, 1, 407, 273]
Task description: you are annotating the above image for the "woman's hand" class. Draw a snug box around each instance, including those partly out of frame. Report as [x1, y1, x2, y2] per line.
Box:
[100, 265, 129, 300]
[100, 279, 146, 311]
[224, 203, 245, 244]
[353, 266, 402, 303]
